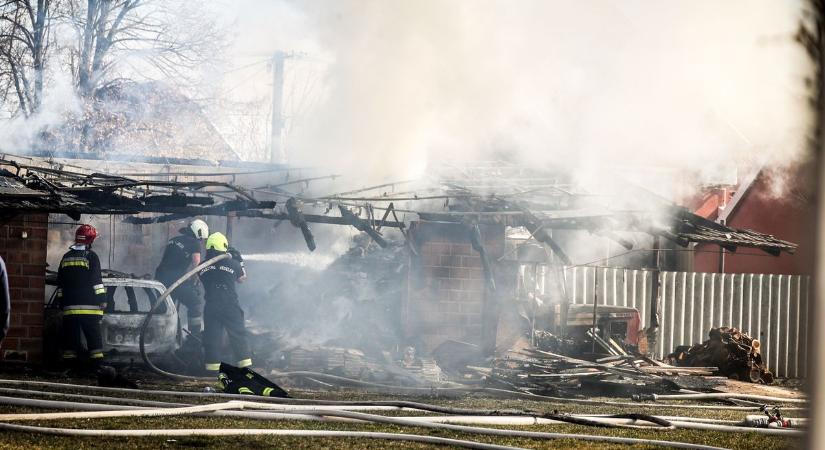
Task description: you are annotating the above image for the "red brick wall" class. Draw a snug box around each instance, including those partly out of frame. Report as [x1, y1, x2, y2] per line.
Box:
[403, 221, 506, 354]
[0, 213, 48, 362]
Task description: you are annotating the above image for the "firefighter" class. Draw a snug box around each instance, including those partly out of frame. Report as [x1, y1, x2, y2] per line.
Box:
[155, 219, 209, 335]
[56, 224, 106, 372]
[199, 232, 251, 373]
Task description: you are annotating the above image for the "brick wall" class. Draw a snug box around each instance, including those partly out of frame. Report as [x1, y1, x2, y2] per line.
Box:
[0, 213, 48, 363]
[404, 221, 506, 354]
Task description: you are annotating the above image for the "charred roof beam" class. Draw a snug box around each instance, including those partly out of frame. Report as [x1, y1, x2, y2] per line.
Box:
[338, 205, 389, 248]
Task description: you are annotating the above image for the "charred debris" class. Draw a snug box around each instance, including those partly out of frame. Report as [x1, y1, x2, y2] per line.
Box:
[0, 157, 799, 396]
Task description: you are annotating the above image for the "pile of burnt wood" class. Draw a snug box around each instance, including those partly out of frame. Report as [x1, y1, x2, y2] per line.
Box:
[668, 327, 773, 384]
[468, 348, 720, 398]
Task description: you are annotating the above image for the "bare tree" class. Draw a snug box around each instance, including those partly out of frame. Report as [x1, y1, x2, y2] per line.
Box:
[0, 0, 226, 152]
[68, 0, 223, 99]
[0, 0, 55, 117]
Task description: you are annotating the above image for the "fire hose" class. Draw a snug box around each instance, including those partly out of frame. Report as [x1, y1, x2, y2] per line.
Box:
[0, 390, 805, 436]
[139, 253, 231, 381]
[0, 377, 806, 413]
[0, 385, 747, 425]
[634, 393, 807, 404]
[0, 423, 523, 450]
[0, 398, 736, 448]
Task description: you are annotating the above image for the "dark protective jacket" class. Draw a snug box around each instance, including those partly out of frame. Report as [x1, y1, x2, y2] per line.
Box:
[155, 233, 201, 286]
[218, 363, 289, 397]
[0, 256, 9, 344]
[199, 249, 243, 303]
[56, 245, 106, 314]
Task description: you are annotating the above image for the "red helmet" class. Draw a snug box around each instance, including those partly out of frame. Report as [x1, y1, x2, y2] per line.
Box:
[75, 224, 98, 245]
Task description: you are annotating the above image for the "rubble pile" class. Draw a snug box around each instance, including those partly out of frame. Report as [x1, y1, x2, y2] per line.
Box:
[279, 346, 443, 386]
[287, 347, 386, 379]
[668, 327, 773, 384]
[473, 348, 718, 398]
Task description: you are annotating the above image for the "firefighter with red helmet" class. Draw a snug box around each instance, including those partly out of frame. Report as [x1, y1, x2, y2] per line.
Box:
[56, 224, 107, 372]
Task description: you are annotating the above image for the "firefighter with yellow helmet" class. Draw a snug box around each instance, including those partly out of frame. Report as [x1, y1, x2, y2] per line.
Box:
[198, 232, 251, 372]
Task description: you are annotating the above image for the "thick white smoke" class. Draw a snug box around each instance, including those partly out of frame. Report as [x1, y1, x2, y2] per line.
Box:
[0, 73, 80, 153]
[220, 0, 812, 196]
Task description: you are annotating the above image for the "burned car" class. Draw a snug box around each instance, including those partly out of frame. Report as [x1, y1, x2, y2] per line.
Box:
[44, 271, 181, 365]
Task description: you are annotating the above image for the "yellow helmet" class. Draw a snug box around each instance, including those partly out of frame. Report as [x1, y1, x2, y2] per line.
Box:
[205, 232, 229, 252]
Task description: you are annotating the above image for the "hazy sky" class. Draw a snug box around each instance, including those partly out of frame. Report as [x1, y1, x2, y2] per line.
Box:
[213, 0, 812, 190]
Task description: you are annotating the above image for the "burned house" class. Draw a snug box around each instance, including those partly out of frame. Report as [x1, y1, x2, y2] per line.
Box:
[0, 157, 802, 383]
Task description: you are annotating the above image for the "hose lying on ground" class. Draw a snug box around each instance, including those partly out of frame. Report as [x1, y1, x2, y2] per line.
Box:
[0, 395, 352, 423]
[0, 400, 245, 421]
[0, 399, 730, 449]
[280, 408, 800, 438]
[1, 388, 781, 428]
[0, 378, 805, 412]
[0, 423, 524, 450]
[0, 393, 802, 439]
[0, 389, 807, 431]
[636, 393, 807, 404]
[139, 253, 231, 381]
[0, 387, 188, 408]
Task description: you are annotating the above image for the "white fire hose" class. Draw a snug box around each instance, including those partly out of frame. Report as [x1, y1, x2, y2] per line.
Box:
[0, 393, 803, 438]
[0, 378, 806, 412]
[0, 387, 808, 432]
[0, 398, 735, 449]
[0, 423, 524, 450]
[636, 392, 807, 404]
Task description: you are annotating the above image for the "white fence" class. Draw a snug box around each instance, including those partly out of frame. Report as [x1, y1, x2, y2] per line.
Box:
[562, 267, 811, 378]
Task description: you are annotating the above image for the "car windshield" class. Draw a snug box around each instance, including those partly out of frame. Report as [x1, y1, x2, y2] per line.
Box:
[105, 285, 167, 314]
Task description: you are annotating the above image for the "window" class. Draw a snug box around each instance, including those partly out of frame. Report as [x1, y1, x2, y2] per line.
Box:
[106, 285, 166, 314]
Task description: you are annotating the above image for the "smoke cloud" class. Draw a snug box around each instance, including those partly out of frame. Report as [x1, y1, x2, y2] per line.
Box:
[220, 0, 812, 195]
[0, 73, 80, 153]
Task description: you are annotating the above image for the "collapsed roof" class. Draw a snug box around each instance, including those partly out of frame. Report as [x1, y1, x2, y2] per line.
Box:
[0, 156, 797, 258]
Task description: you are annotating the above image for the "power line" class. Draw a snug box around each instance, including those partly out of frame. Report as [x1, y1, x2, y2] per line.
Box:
[222, 58, 270, 75]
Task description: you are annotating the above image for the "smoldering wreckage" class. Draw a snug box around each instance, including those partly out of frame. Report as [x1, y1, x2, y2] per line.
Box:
[0, 156, 809, 447]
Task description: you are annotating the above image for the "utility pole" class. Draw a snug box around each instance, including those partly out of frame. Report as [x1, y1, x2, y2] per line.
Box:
[270, 51, 287, 164]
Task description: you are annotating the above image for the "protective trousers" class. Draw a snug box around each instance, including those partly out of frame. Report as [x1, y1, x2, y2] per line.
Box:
[203, 298, 251, 371]
[173, 282, 204, 334]
[61, 314, 104, 370]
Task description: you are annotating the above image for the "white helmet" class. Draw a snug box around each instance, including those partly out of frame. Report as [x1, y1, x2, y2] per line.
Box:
[189, 219, 209, 240]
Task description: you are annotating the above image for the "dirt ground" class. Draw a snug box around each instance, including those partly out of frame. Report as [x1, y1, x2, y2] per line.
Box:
[0, 366, 805, 450]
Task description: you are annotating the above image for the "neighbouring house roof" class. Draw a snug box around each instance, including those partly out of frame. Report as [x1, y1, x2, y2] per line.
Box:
[717, 169, 761, 224]
[39, 81, 240, 163]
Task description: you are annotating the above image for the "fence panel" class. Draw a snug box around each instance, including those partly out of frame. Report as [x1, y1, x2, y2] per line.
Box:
[562, 268, 810, 378]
